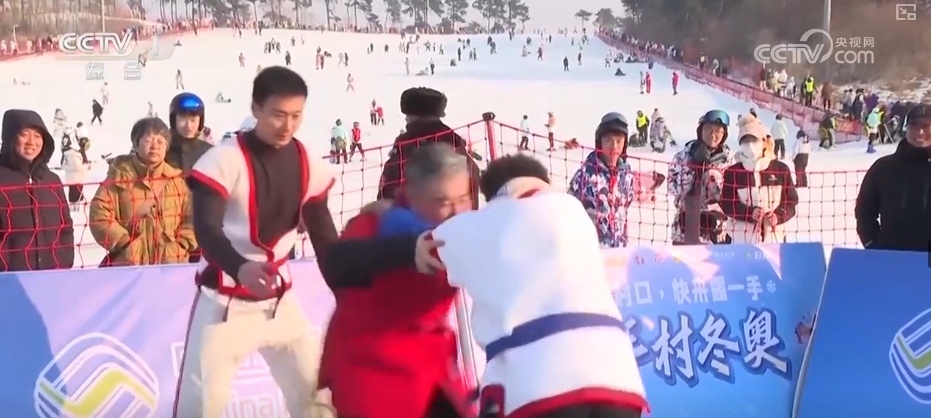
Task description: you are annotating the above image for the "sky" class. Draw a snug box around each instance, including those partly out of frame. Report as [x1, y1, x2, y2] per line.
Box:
[139, 0, 625, 30]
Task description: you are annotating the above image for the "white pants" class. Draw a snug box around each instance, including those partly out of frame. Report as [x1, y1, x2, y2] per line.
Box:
[173, 288, 332, 418]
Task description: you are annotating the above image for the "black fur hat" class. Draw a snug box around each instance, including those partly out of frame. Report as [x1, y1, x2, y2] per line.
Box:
[400, 87, 448, 118]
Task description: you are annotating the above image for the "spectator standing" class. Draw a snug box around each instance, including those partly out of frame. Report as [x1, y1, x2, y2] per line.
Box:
[0, 109, 75, 271]
[165, 92, 212, 174]
[61, 144, 87, 211]
[720, 117, 798, 243]
[855, 104, 931, 251]
[377, 87, 481, 204]
[89, 118, 196, 266]
[567, 112, 635, 248]
[519, 115, 531, 150]
[668, 110, 733, 244]
[792, 130, 811, 188]
[545, 111, 556, 151]
[770, 114, 789, 159]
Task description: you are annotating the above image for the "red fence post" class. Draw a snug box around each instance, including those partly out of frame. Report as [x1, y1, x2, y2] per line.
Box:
[482, 112, 498, 161]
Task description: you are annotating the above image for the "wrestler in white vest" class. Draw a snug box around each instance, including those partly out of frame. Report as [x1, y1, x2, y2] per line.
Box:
[433, 176, 647, 417]
[189, 133, 333, 296]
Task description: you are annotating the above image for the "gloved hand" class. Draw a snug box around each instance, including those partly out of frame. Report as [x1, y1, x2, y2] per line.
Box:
[690, 141, 711, 165]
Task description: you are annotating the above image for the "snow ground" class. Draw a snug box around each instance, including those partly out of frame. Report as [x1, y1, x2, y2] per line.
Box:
[0, 29, 890, 267]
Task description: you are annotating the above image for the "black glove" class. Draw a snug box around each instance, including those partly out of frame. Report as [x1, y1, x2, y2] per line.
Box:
[690, 141, 711, 165]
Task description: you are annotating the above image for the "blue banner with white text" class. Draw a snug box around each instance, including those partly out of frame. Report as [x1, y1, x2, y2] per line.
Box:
[605, 243, 826, 418]
[795, 249, 931, 418]
[0, 244, 826, 418]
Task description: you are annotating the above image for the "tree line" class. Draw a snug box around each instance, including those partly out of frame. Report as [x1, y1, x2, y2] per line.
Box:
[0, 0, 531, 37]
[614, 0, 930, 81]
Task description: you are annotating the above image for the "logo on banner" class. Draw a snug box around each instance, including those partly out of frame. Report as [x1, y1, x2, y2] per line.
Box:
[34, 333, 159, 417]
[890, 307, 931, 404]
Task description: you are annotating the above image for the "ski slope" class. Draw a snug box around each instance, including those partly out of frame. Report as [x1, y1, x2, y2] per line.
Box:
[0, 29, 889, 266]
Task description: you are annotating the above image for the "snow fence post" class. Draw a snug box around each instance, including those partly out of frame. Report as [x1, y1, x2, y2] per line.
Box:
[482, 112, 498, 161]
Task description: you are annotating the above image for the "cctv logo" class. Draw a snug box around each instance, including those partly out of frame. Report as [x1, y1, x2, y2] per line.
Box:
[890, 308, 931, 404]
[34, 333, 159, 417]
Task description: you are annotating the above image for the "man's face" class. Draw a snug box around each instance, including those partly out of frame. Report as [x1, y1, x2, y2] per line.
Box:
[701, 123, 727, 148]
[407, 171, 473, 225]
[906, 119, 931, 149]
[252, 95, 305, 147]
[599, 131, 627, 159]
[174, 114, 201, 138]
[15, 127, 44, 162]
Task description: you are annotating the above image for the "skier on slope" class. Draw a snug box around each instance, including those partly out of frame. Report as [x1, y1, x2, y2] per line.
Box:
[667, 110, 733, 245]
[649, 111, 673, 153]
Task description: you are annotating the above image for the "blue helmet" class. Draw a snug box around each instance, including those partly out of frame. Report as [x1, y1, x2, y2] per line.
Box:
[169, 92, 205, 135]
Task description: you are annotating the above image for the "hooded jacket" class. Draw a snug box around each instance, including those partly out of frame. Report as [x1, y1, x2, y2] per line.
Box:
[0, 109, 75, 271]
[855, 140, 931, 251]
[567, 151, 634, 247]
[377, 118, 480, 205]
[720, 149, 798, 243]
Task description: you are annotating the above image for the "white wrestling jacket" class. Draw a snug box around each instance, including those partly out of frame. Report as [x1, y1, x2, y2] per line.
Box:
[189, 134, 333, 298]
[432, 178, 647, 417]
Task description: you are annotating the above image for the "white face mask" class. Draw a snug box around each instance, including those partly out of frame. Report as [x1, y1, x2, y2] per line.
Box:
[741, 141, 763, 159]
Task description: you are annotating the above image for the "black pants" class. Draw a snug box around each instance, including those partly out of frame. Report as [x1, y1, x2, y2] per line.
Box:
[793, 153, 809, 188]
[520, 135, 529, 149]
[370, 112, 378, 124]
[91, 114, 102, 124]
[773, 139, 786, 158]
[349, 142, 364, 158]
[67, 185, 84, 203]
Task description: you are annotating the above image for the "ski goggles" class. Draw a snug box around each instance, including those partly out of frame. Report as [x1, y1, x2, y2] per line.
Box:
[700, 109, 731, 126]
[176, 95, 205, 113]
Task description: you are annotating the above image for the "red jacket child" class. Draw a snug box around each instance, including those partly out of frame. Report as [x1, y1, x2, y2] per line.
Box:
[644, 71, 653, 94]
[319, 211, 473, 418]
[351, 126, 362, 142]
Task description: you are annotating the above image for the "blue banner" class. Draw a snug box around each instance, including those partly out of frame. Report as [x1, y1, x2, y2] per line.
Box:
[0, 244, 826, 418]
[604, 243, 826, 418]
[795, 249, 931, 418]
[0, 263, 335, 417]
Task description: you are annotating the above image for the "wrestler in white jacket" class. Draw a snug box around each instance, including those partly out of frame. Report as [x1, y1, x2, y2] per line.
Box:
[432, 155, 647, 418]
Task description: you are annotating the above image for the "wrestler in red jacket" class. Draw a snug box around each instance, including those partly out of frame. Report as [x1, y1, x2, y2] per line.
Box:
[319, 142, 475, 418]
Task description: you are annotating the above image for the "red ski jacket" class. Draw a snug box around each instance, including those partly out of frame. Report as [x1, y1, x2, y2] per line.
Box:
[320, 212, 473, 418]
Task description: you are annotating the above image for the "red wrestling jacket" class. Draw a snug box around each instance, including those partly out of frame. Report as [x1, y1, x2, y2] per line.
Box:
[320, 212, 472, 418]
